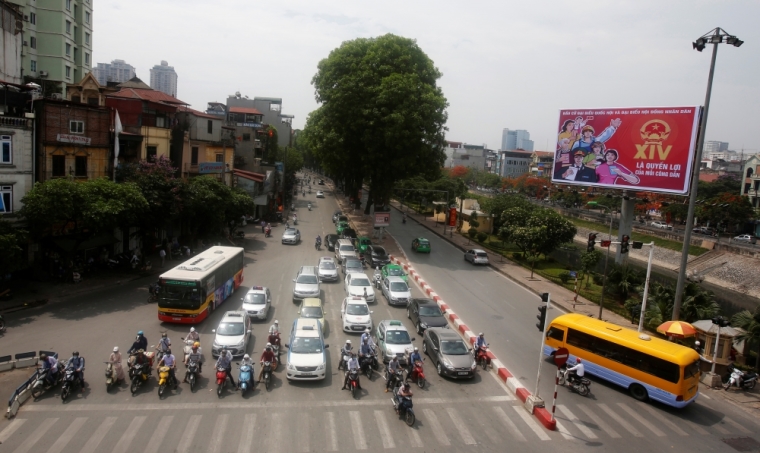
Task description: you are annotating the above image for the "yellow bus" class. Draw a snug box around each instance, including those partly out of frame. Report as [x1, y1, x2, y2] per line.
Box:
[156, 246, 245, 324]
[544, 313, 700, 408]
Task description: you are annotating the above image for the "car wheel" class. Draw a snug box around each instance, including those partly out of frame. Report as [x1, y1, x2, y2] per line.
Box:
[422, 342, 428, 355]
[407, 308, 411, 319]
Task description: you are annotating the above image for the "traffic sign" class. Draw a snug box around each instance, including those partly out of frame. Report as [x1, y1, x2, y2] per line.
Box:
[553, 347, 569, 368]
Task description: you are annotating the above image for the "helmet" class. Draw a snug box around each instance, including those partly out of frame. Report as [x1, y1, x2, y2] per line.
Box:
[222, 347, 228, 352]
[190, 327, 195, 333]
[274, 320, 279, 325]
[266, 346, 272, 351]
[346, 340, 351, 344]
[113, 346, 119, 353]
[193, 341, 200, 348]
[266, 342, 272, 347]
[478, 332, 484, 336]
[137, 331, 144, 336]
[366, 327, 372, 332]
[40, 353, 47, 361]
[73, 351, 79, 357]
[191, 345, 198, 351]
[576, 358, 582, 363]
[162, 332, 167, 338]
[414, 347, 419, 352]
[165, 348, 171, 355]
[695, 341, 701, 346]
[351, 352, 356, 357]
[244, 354, 250, 360]
[362, 337, 368, 342]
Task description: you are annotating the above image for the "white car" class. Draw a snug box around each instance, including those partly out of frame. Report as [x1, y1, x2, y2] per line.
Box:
[464, 249, 489, 265]
[344, 272, 376, 303]
[341, 296, 373, 333]
[211, 311, 251, 357]
[380, 276, 412, 306]
[650, 221, 672, 230]
[286, 318, 328, 381]
[375, 320, 415, 365]
[240, 285, 271, 320]
[316, 190, 325, 198]
[317, 256, 339, 282]
[733, 234, 754, 243]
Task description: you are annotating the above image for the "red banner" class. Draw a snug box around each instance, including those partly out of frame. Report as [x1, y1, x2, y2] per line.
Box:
[551, 107, 700, 194]
[448, 207, 457, 227]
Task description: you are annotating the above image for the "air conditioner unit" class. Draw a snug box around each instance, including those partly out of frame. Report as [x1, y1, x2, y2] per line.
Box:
[23, 41, 28, 46]
[39, 71, 48, 77]
[23, 15, 28, 22]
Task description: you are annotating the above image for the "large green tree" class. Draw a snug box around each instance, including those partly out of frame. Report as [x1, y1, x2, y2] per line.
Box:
[696, 193, 754, 233]
[305, 34, 448, 213]
[732, 308, 760, 371]
[180, 176, 254, 240]
[0, 219, 26, 276]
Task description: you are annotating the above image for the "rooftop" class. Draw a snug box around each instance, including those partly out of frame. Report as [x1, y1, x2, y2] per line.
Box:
[229, 106, 264, 115]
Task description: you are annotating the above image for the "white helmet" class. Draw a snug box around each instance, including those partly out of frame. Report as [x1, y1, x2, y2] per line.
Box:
[190, 327, 195, 333]
[346, 340, 351, 344]
[274, 320, 279, 325]
[414, 347, 419, 352]
[695, 341, 701, 346]
[243, 354, 250, 360]
[113, 346, 119, 352]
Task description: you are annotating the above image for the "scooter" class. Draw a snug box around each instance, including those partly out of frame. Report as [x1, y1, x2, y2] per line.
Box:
[235, 231, 245, 238]
[315, 239, 321, 250]
[104, 361, 117, 392]
[262, 361, 273, 390]
[238, 363, 253, 396]
[347, 368, 361, 399]
[360, 355, 374, 381]
[724, 364, 758, 391]
[129, 352, 153, 395]
[391, 385, 415, 426]
[338, 353, 350, 371]
[186, 359, 200, 392]
[216, 366, 228, 398]
[558, 366, 591, 397]
[476, 344, 491, 370]
[31, 362, 64, 399]
[268, 334, 281, 361]
[157, 366, 177, 398]
[385, 368, 404, 391]
[265, 228, 271, 238]
[308, 203, 312, 211]
[61, 365, 84, 402]
[407, 359, 426, 389]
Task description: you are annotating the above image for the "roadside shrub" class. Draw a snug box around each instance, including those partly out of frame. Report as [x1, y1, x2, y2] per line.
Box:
[468, 228, 478, 238]
[477, 232, 488, 242]
[592, 273, 604, 285]
[559, 272, 571, 284]
[513, 252, 523, 260]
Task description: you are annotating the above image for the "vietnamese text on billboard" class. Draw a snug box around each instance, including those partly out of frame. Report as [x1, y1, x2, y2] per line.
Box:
[551, 107, 700, 194]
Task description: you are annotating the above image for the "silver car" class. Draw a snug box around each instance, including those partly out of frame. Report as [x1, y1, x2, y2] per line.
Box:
[317, 257, 339, 282]
[380, 276, 412, 306]
[282, 228, 301, 245]
[464, 249, 489, 265]
[241, 285, 271, 320]
[292, 266, 320, 302]
[211, 311, 252, 357]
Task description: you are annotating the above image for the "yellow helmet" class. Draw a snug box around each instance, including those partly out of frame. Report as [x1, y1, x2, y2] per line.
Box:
[193, 342, 200, 348]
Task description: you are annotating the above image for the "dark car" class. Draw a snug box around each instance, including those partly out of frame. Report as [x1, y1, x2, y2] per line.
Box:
[366, 245, 390, 269]
[342, 228, 358, 242]
[325, 234, 339, 251]
[407, 298, 448, 334]
[342, 257, 364, 275]
[332, 210, 343, 223]
[422, 327, 476, 379]
[318, 180, 325, 185]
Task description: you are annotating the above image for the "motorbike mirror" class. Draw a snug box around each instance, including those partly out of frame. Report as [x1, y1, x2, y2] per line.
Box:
[411, 338, 416, 342]
[211, 330, 216, 333]
[246, 330, 251, 334]
[370, 311, 374, 314]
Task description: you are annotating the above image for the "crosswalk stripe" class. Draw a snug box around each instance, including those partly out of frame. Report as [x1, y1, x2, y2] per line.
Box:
[554, 420, 574, 440]
[80, 416, 117, 453]
[683, 419, 709, 435]
[423, 408, 451, 446]
[325, 412, 338, 451]
[724, 417, 752, 434]
[112, 415, 147, 453]
[374, 410, 396, 449]
[406, 421, 423, 447]
[576, 404, 621, 438]
[446, 407, 477, 445]
[267, 412, 284, 452]
[511, 405, 550, 441]
[617, 403, 665, 437]
[208, 414, 229, 453]
[712, 422, 731, 434]
[493, 407, 526, 442]
[638, 404, 688, 436]
[349, 411, 367, 450]
[598, 403, 643, 437]
[46, 417, 87, 453]
[177, 414, 203, 453]
[144, 415, 174, 453]
[557, 405, 597, 439]
[237, 414, 257, 453]
[298, 411, 310, 452]
[470, 406, 501, 443]
[12, 417, 56, 453]
[0, 419, 26, 444]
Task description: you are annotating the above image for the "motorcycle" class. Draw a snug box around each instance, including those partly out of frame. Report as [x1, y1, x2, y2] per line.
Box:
[391, 385, 415, 426]
[262, 361, 273, 390]
[61, 365, 84, 402]
[186, 359, 200, 392]
[315, 239, 321, 251]
[147, 283, 160, 303]
[293, 218, 298, 225]
[157, 366, 177, 397]
[347, 368, 361, 399]
[338, 353, 350, 371]
[235, 231, 246, 239]
[31, 362, 64, 399]
[308, 204, 312, 211]
[724, 364, 758, 391]
[216, 366, 228, 398]
[373, 269, 382, 289]
[268, 334, 281, 361]
[265, 228, 272, 238]
[385, 368, 404, 390]
[402, 216, 406, 224]
[104, 361, 117, 391]
[558, 366, 591, 397]
[359, 355, 374, 381]
[407, 359, 426, 389]
[129, 352, 153, 395]
[238, 363, 253, 396]
[476, 344, 491, 370]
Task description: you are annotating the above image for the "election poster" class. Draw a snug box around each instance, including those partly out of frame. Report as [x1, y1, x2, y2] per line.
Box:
[551, 107, 701, 194]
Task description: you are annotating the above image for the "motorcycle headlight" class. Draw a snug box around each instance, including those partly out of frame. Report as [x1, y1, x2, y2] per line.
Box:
[420, 322, 428, 329]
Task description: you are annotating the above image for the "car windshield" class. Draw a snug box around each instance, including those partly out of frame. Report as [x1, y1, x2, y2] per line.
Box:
[387, 268, 404, 276]
[340, 245, 355, 252]
[216, 322, 245, 336]
[418, 240, 429, 245]
[372, 247, 387, 255]
[419, 306, 443, 317]
[476, 252, 487, 257]
[285, 228, 297, 235]
[441, 340, 469, 355]
[243, 293, 266, 304]
[385, 330, 411, 345]
[320, 262, 336, 270]
[346, 304, 369, 315]
[346, 263, 362, 271]
[290, 337, 323, 354]
[390, 282, 408, 292]
[157, 284, 202, 310]
[301, 307, 323, 318]
[297, 275, 318, 284]
[351, 278, 371, 287]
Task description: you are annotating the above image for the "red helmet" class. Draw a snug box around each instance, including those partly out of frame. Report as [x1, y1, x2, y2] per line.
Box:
[576, 358, 582, 363]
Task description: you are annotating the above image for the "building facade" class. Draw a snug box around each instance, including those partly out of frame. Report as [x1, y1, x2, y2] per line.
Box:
[8, 0, 93, 91]
[501, 128, 534, 152]
[91, 59, 135, 85]
[225, 96, 264, 170]
[0, 0, 23, 84]
[443, 141, 486, 170]
[529, 151, 554, 177]
[149, 60, 178, 97]
[498, 150, 532, 178]
[704, 141, 729, 155]
[253, 97, 292, 148]
[0, 105, 34, 216]
[175, 107, 233, 185]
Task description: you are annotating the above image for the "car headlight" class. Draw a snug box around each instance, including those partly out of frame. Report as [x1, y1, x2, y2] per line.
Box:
[471, 362, 477, 370]
[420, 322, 428, 329]
[317, 363, 325, 371]
[287, 363, 296, 371]
[386, 348, 393, 357]
[213, 341, 221, 349]
[234, 339, 245, 347]
[443, 359, 454, 369]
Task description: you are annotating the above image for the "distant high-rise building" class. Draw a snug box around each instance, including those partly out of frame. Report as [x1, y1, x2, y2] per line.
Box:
[92, 59, 136, 85]
[150, 60, 178, 97]
[703, 141, 729, 155]
[501, 129, 534, 152]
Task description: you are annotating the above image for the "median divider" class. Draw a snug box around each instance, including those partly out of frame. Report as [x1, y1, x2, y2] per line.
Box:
[388, 254, 557, 431]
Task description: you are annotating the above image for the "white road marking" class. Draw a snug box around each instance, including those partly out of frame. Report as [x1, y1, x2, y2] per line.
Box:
[423, 408, 451, 446]
[576, 404, 621, 438]
[325, 412, 338, 452]
[374, 410, 395, 449]
[208, 414, 229, 453]
[617, 403, 665, 437]
[79, 416, 116, 453]
[144, 415, 174, 453]
[683, 419, 709, 435]
[176, 414, 202, 453]
[237, 413, 257, 453]
[298, 411, 310, 452]
[349, 411, 367, 450]
[711, 422, 730, 434]
[511, 405, 550, 441]
[638, 404, 688, 436]
[267, 412, 284, 451]
[46, 417, 86, 453]
[112, 415, 147, 453]
[724, 416, 752, 434]
[597, 403, 642, 437]
[699, 393, 710, 399]
[0, 419, 26, 444]
[557, 405, 597, 439]
[12, 417, 56, 453]
[554, 420, 574, 440]
[406, 422, 423, 447]
[446, 407, 477, 445]
[492, 406, 526, 441]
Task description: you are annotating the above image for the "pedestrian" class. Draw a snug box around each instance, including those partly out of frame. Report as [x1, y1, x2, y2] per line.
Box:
[159, 248, 166, 268]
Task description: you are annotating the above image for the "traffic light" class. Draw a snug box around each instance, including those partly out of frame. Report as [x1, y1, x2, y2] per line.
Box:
[620, 235, 630, 254]
[587, 233, 597, 252]
[711, 316, 730, 327]
[537, 305, 547, 332]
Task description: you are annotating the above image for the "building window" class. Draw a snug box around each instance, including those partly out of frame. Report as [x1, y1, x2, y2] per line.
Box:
[30, 36, 36, 49]
[66, 0, 71, 11]
[66, 21, 71, 34]
[66, 43, 71, 56]
[155, 116, 166, 128]
[215, 154, 223, 163]
[72, 96, 81, 103]
[147, 146, 157, 161]
[85, 32, 90, 45]
[87, 97, 98, 105]
[73, 48, 77, 61]
[207, 120, 213, 134]
[85, 53, 90, 65]
[1, 136, 11, 164]
[75, 156, 87, 177]
[30, 60, 36, 72]
[191, 147, 199, 165]
[52, 155, 65, 177]
[74, 5, 77, 16]
[242, 133, 251, 141]
[69, 120, 84, 134]
[0, 186, 12, 213]
[30, 12, 35, 24]
[65, 66, 71, 78]
[85, 11, 90, 23]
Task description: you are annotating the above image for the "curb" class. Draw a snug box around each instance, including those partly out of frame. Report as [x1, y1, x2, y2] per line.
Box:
[388, 253, 556, 431]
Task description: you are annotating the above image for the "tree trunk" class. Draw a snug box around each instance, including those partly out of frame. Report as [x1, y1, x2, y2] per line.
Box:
[364, 189, 372, 215]
[756, 342, 760, 373]
[530, 258, 535, 278]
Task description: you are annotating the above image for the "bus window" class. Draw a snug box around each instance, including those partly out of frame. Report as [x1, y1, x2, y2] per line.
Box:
[547, 326, 565, 342]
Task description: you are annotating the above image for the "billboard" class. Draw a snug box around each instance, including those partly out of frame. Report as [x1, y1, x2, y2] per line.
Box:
[199, 162, 225, 174]
[551, 107, 700, 194]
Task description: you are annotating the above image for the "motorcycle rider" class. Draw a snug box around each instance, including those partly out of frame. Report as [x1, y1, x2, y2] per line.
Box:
[216, 347, 236, 387]
[475, 333, 491, 367]
[402, 212, 407, 224]
[342, 352, 362, 390]
[110, 346, 125, 384]
[396, 382, 413, 415]
[157, 348, 178, 389]
[316, 235, 322, 249]
[269, 320, 280, 336]
[184, 343, 203, 382]
[385, 356, 401, 392]
[406, 347, 423, 382]
[67, 351, 85, 385]
[157, 332, 172, 355]
[566, 358, 585, 385]
[128, 331, 148, 355]
[185, 327, 200, 343]
[359, 337, 374, 373]
[258, 345, 276, 383]
[340, 340, 353, 370]
[361, 328, 375, 349]
[39, 353, 59, 386]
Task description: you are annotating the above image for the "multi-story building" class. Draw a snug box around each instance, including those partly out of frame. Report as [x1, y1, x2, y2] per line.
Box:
[252, 97, 293, 149]
[0, 82, 35, 216]
[149, 60, 178, 97]
[498, 150, 533, 178]
[65, 71, 117, 105]
[91, 59, 136, 85]
[443, 141, 486, 171]
[175, 107, 234, 185]
[0, 0, 23, 84]
[704, 141, 729, 155]
[225, 96, 264, 170]
[529, 151, 554, 177]
[501, 128, 534, 152]
[8, 0, 93, 92]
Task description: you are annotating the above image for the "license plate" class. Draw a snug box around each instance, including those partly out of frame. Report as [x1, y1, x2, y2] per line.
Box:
[457, 372, 469, 376]
[301, 373, 313, 376]
[173, 317, 181, 321]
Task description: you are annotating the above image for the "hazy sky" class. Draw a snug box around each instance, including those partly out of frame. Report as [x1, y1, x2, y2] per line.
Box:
[96, 1, 759, 154]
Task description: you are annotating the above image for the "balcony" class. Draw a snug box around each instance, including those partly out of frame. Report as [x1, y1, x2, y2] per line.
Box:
[0, 116, 32, 128]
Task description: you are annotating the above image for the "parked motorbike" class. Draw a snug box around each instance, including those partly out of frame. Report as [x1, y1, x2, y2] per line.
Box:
[724, 364, 758, 391]
[238, 363, 253, 396]
[157, 366, 176, 398]
[558, 366, 591, 397]
[391, 385, 415, 426]
[407, 359, 426, 389]
[216, 366, 228, 398]
[347, 368, 361, 399]
[186, 359, 200, 393]
[262, 361, 273, 390]
[61, 365, 84, 402]
[31, 362, 64, 399]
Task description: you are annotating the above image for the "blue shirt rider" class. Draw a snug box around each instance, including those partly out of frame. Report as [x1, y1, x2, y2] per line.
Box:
[67, 351, 85, 383]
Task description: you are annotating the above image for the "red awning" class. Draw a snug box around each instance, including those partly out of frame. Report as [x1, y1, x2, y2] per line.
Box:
[233, 169, 265, 183]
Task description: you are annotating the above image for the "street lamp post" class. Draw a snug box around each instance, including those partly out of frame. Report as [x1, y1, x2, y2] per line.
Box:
[673, 28, 743, 321]
[588, 201, 615, 320]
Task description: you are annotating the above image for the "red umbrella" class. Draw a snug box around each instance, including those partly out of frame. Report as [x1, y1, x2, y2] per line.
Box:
[656, 321, 697, 338]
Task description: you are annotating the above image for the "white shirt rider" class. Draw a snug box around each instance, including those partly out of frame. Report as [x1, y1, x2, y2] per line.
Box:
[269, 322, 280, 336]
[347, 356, 360, 371]
[567, 361, 585, 377]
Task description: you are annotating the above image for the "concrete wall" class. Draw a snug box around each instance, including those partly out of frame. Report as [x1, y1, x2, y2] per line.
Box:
[0, 2, 22, 84]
